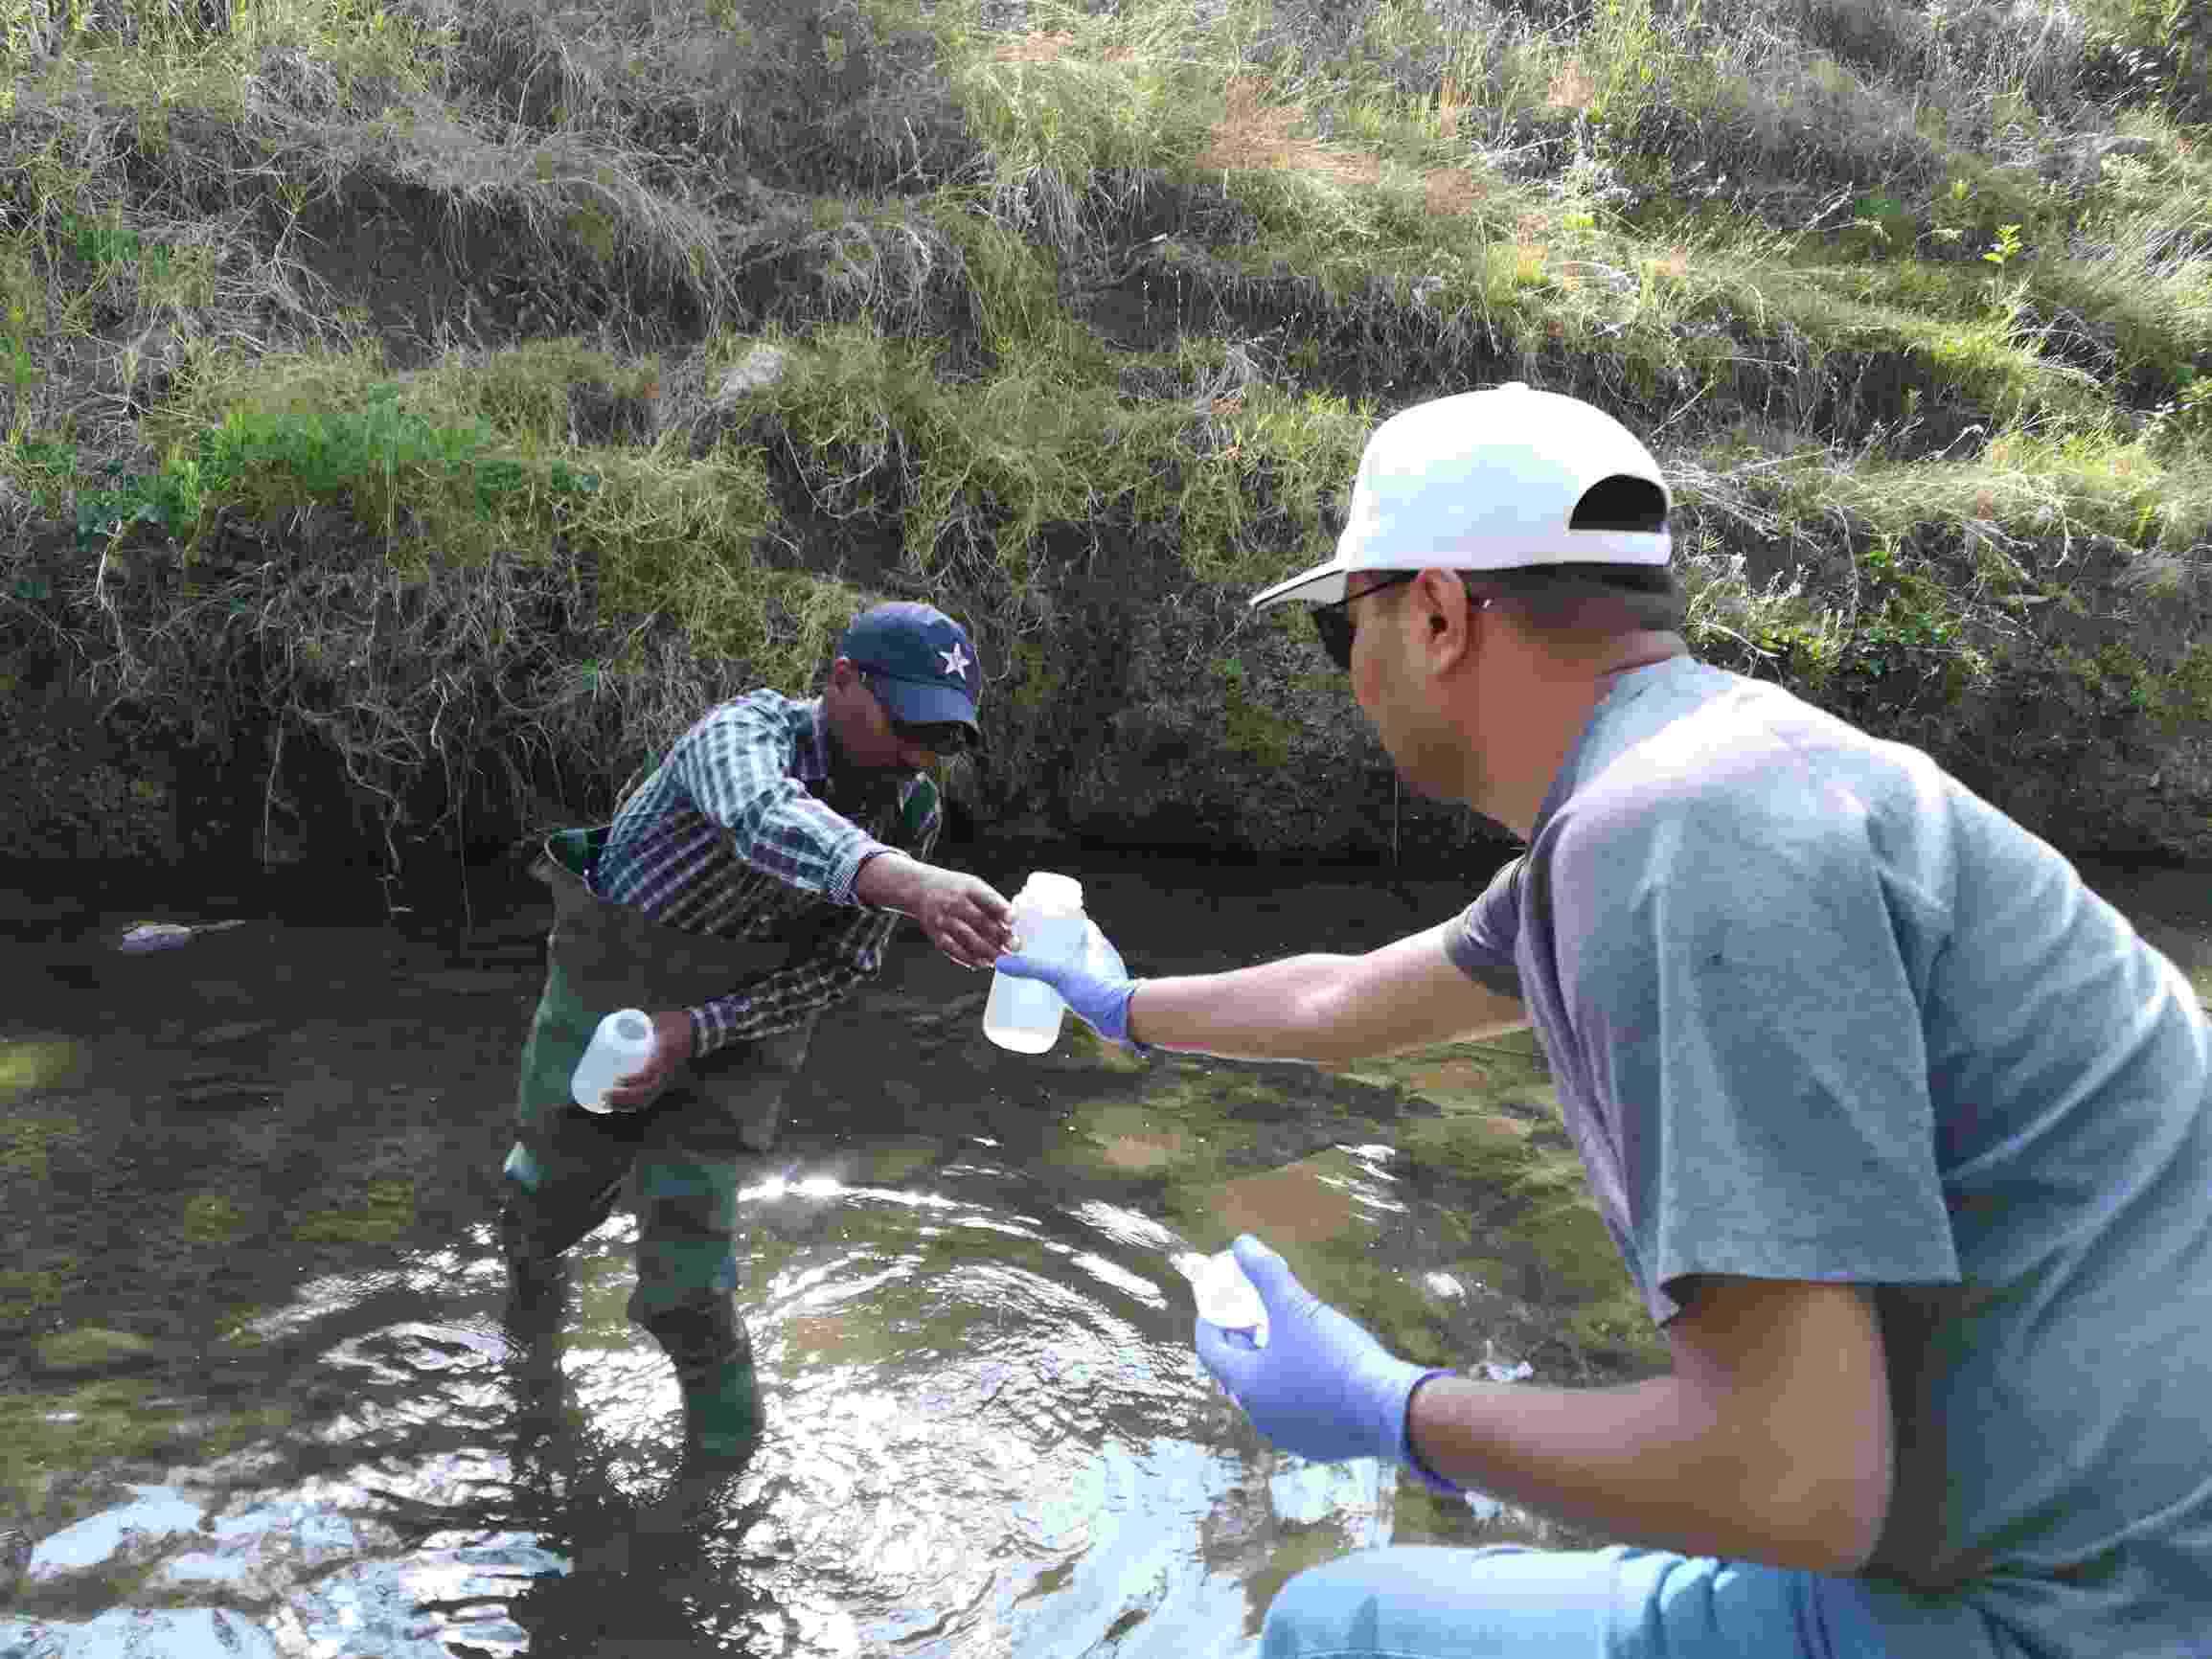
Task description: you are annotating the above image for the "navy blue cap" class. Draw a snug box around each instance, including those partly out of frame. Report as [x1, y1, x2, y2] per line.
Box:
[839, 602, 982, 734]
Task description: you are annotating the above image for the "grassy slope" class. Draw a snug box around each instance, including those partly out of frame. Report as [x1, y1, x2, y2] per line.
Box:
[0, 0, 2208, 864]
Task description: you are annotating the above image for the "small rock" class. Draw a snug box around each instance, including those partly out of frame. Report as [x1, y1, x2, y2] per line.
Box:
[171, 1077, 280, 1110]
[189, 1021, 275, 1047]
[713, 343, 787, 404]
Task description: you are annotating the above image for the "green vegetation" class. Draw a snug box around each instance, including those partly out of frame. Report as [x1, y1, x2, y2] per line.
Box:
[0, 0, 2205, 869]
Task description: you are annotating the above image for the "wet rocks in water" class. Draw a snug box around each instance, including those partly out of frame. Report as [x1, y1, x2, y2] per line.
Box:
[170, 1066, 282, 1110]
[187, 1021, 276, 1048]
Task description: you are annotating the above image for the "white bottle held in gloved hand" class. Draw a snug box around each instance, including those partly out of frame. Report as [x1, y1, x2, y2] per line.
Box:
[1190, 1248, 1270, 1349]
[983, 872, 1090, 1054]
[571, 1009, 656, 1113]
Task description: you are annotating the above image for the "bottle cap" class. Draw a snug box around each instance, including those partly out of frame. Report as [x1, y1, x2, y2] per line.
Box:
[1021, 872, 1084, 911]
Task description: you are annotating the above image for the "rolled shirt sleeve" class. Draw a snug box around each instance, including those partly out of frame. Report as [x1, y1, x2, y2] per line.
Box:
[1446, 854, 1527, 1001]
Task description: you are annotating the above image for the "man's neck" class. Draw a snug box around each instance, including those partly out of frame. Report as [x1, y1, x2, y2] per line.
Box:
[1485, 637, 1687, 838]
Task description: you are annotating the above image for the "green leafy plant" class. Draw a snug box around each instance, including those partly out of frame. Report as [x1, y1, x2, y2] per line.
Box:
[75, 458, 203, 551]
[1, 330, 35, 392]
[1981, 222, 2025, 267]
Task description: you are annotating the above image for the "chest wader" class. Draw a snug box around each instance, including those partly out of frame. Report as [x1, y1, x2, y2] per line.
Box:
[499, 825, 825, 1460]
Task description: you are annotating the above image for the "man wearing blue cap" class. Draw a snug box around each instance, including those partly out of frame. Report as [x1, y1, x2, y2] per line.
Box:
[997, 385, 2212, 1656]
[498, 602, 1014, 1470]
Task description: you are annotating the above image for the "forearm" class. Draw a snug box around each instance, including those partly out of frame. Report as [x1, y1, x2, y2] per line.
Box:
[1406, 1373, 1876, 1576]
[853, 849, 928, 916]
[1127, 954, 1526, 1065]
[1122, 955, 1357, 1062]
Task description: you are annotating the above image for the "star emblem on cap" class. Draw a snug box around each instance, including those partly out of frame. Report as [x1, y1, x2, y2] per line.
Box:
[939, 643, 971, 680]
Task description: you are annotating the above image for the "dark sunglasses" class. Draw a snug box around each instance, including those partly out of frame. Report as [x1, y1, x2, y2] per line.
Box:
[863, 674, 972, 754]
[1311, 572, 1418, 670]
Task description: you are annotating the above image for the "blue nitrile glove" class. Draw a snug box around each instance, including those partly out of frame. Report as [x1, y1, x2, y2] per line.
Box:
[1195, 1235, 1461, 1493]
[992, 922, 1143, 1049]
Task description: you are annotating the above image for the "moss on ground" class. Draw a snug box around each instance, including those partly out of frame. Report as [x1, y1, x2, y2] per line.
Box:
[0, 1375, 294, 1581]
[289, 1177, 418, 1245]
[178, 1193, 247, 1246]
[0, 1042, 81, 1103]
[0, 1267, 73, 1326]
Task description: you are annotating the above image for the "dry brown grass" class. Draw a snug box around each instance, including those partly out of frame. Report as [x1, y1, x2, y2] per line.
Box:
[992, 31, 1077, 64]
[1194, 77, 1380, 186]
[1423, 167, 1484, 216]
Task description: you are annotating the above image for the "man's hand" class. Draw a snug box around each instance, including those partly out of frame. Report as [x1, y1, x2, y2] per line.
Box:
[991, 949, 1141, 1047]
[1195, 1236, 1450, 1471]
[911, 867, 1016, 969]
[856, 853, 1015, 969]
[600, 1010, 695, 1111]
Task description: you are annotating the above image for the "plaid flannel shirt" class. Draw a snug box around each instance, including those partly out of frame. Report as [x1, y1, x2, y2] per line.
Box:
[590, 690, 940, 1058]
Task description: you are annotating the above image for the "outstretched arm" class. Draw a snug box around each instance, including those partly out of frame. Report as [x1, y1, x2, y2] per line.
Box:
[1128, 918, 1527, 1064]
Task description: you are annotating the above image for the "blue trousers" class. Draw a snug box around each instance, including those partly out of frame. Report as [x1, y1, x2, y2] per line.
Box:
[1259, 1545, 2023, 1658]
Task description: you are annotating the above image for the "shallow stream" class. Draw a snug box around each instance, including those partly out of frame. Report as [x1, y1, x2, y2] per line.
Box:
[1, 849, 2206, 1658]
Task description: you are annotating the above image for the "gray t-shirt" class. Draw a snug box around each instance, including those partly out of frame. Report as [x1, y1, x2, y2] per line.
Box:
[1448, 655, 2212, 1652]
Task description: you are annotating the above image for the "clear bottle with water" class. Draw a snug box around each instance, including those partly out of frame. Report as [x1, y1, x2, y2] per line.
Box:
[983, 872, 1090, 1054]
[571, 1009, 656, 1113]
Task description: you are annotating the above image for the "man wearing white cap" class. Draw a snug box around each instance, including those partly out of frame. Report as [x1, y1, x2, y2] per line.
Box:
[994, 384, 2212, 1654]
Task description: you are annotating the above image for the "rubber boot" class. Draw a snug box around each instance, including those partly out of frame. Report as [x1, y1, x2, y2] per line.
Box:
[637, 1297, 764, 1467]
[499, 1207, 576, 1469]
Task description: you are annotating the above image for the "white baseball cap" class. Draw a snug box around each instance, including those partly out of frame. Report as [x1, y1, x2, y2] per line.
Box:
[1248, 383, 1673, 611]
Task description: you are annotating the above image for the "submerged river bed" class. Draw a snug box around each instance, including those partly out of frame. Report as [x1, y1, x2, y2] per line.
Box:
[1, 848, 2206, 1658]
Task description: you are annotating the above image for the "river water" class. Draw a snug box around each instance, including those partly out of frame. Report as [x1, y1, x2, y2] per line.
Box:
[1, 848, 2206, 1658]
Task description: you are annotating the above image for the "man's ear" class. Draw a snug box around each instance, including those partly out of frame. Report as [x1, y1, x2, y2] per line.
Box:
[1413, 570, 1475, 670]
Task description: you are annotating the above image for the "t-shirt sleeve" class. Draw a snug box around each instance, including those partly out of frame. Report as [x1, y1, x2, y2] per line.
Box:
[1552, 794, 1960, 1325]
[1446, 855, 1526, 999]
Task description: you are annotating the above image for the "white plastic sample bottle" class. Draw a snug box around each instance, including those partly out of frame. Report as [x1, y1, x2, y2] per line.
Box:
[571, 1009, 656, 1113]
[1191, 1248, 1270, 1348]
[983, 872, 1090, 1054]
